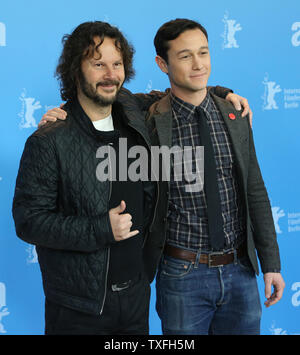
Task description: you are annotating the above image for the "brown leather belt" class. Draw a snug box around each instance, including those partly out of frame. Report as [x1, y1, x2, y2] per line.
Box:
[164, 244, 246, 267]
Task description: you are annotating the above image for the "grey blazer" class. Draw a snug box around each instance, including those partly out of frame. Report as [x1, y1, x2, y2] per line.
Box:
[143, 92, 281, 281]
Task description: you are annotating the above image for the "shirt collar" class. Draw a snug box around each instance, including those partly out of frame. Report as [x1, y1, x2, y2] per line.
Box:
[170, 91, 212, 121]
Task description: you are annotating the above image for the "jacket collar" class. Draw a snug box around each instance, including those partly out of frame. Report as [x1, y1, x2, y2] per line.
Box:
[64, 95, 152, 147]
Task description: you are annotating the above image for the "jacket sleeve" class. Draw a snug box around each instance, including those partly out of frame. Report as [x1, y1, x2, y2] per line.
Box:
[12, 134, 116, 252]
[133, 86, 233, 110]
[246, 122, 281, 273]
[118, 86, 233, 112]
[133, 90, 168, 110]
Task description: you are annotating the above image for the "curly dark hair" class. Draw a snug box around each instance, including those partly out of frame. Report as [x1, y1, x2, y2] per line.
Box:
[55, 21, 135, 101]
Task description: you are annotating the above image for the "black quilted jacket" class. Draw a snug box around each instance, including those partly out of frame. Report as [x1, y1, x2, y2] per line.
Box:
[12, 90, 155, 315]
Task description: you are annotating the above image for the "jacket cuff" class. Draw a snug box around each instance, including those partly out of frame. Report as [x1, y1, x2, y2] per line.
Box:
[263, 269, 281, 274]
[92, 213, 116, 247]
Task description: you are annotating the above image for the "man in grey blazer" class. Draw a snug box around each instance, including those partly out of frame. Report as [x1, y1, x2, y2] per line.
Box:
[144, 18, 285, 335]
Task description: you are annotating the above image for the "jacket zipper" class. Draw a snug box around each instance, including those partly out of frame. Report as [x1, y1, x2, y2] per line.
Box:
[100, 164, 113, 315]
[100, 247, 110, 315]
[143, 182, 159, 248]
[127, 123, 160, 248]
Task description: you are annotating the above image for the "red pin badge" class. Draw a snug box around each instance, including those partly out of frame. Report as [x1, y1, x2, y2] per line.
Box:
[229, 113, 236, 120]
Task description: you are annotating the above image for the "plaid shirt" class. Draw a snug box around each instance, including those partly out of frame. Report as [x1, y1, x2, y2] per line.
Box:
[166, 92, 246, 252]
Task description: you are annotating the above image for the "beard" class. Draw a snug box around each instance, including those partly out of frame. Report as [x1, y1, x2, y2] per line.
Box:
[78, 70, 123, 107]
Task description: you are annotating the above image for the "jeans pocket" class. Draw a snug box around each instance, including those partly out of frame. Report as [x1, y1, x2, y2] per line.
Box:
[160, 255, 193, 278]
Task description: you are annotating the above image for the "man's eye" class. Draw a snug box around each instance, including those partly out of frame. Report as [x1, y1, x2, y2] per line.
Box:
[180, 55, 191, 60]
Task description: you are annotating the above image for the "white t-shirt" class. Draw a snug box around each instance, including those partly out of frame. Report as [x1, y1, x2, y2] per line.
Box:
[92, 114, 114, 131]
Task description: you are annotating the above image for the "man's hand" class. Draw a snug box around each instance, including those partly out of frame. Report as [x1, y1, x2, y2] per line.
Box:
[38, 104, 67, 128]
[225, 93, 253, 128]
[109, 200, 139, 241]
[263, 272, 285, 308]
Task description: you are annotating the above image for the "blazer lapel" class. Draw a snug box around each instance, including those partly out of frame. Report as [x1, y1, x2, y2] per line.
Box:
[211, 94, 249, 185]
[154, 113, 173, 148]
[151, 94, 173, 148]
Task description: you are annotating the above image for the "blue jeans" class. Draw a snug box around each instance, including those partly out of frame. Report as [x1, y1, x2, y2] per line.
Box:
[156, 253, 262, 335]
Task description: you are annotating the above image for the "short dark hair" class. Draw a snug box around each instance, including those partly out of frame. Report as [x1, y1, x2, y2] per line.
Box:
[55, 21, 135, 101]
[154, 18, 208, 63]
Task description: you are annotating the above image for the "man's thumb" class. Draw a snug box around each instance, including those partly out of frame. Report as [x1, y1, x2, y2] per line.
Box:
[112, 200, 126, 214]
[264, 276, 272, 299]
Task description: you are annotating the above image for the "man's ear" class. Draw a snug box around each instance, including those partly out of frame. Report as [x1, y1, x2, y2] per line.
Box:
[155, 55, 168, 74]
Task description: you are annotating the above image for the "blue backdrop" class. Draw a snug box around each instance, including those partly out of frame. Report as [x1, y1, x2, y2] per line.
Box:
[1, 0, 299, 335]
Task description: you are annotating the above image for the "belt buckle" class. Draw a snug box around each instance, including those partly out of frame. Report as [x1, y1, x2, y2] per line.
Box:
[111, 280, 131, 292]
[208, 251, 224, 268]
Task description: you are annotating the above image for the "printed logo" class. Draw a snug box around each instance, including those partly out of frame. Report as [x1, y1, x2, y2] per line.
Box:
[18, 89, 41, 129]
[292, 282, 300, 307]
[96, 139, 205, 193]
[271, 203, 300, 234]
[288, 212, 300, 233]
[262, 73, 300, 110]
[26, 245, 38, 264]
[221, 11, 242, 49]
[269, 321, 300, 335]
[271, 206, 285, 234]
[0, 282, 9, 334]
[291, 22, 300, 47]
[145, 80, 160, 93]
[269, 322, 288, 335]
[262, 74, 282, 110]
[0, 22, 6, 47]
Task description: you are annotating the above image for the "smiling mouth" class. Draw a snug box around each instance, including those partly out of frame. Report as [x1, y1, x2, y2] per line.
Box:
[190, 73, 207, 79]
[97, 80, 119, 89]
[99, 85, 116, 92]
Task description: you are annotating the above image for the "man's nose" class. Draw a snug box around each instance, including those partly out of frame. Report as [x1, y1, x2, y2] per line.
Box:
[192, 56, 203, 70]
[103, 66, 115, 79]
